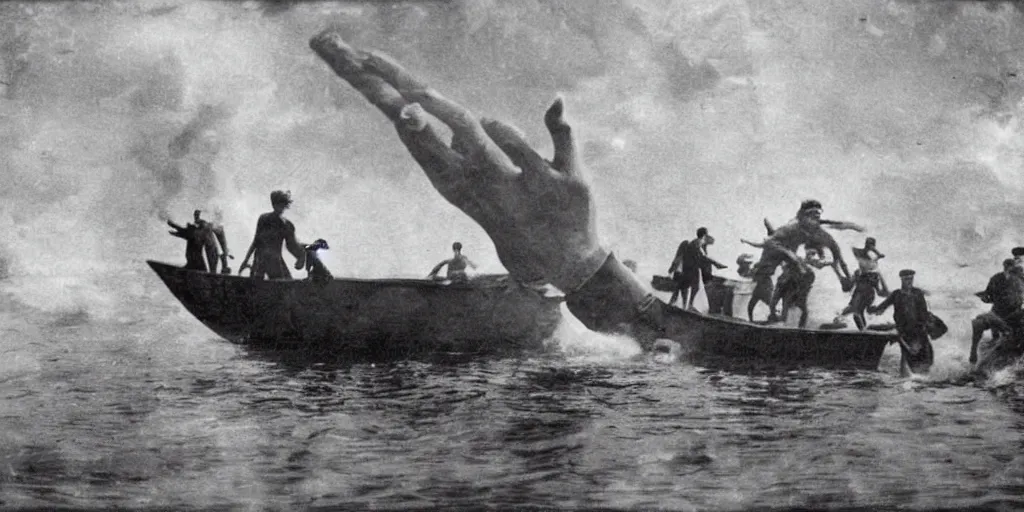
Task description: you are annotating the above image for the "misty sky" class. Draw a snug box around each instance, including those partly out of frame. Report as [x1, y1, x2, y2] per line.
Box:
[1, 0, 1021, 292]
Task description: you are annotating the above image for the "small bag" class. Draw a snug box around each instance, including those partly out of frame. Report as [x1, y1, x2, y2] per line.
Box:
[926, 312, 948, 340]
[651, 275, 677, 293]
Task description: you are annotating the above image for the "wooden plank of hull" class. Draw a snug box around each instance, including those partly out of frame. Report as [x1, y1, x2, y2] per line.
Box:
[654, 305, 897, 370]
[146, 261, 564, 357]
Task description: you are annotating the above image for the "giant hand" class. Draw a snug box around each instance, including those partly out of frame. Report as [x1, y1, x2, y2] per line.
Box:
[310, 31, 609, 293]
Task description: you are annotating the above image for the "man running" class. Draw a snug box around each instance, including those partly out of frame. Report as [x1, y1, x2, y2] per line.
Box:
[777, 246, 832, 328]
[868, 269, 933, 375]
[971, 258, 1024, 364]
[302, 238, 334, 284]
[753, 201, 855, 315]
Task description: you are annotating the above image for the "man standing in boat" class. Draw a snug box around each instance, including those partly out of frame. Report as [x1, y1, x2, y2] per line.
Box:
[238, 190, 306, 279]
[167, 217, 207, 272]
[428, 242, 477, 283]
[868, 269, 933, 375]
[667, 227, 727, 310]
[970, 258, 1024, 364]
[193, 209, 232, 274]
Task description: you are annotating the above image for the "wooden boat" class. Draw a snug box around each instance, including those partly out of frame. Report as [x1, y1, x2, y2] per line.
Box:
[650, 274, 898, 370]
[146, 260, 565, 358]
[652, 306, 898, 370]
[149, 260, 896, 368]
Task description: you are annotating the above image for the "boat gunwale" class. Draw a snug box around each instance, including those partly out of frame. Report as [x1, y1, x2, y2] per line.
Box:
[146, 260, 564, 296]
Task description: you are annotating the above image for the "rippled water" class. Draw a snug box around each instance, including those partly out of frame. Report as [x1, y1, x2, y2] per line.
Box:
[2, 272, 1023, 511]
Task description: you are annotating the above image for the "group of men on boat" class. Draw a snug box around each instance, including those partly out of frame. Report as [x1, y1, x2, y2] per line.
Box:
[167, 191, 1023, 375]
[168, 189, 473, 285]
[664, 198, 1024, 374]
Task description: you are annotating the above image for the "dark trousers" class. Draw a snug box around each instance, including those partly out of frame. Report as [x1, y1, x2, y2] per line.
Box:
[898, 328, 933, 375]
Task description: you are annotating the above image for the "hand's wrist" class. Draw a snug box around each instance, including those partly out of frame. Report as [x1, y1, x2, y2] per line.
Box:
[553, 245, 612, 294]
[565, 252, 656, 333]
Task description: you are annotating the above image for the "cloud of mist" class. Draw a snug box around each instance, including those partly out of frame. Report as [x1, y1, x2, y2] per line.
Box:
[0, 0, 1021, 318]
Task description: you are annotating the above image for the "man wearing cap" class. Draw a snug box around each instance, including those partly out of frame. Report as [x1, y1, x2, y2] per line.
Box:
[239, 190, 306, 279]
[868, 269, 933, 375]
[667, 227, 727, 310]
[838, 237, 890, 330]
[1012, 247, 1024, 272]
[970, 258, 1024, 364]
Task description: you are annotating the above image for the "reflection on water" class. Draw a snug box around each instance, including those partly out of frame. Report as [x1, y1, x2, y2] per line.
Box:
[1, 282, 1024, 510]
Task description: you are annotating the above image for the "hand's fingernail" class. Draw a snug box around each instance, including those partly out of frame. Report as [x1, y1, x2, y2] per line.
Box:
[400, 103, 427, 131]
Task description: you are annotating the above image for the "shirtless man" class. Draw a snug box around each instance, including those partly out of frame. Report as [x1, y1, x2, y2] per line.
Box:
[239, 190, 306, 279]
[428, 242, 477, 283]
[754, 200, 855, 315]
[776, 246, 832, 328]
[834, 237, 889, 330]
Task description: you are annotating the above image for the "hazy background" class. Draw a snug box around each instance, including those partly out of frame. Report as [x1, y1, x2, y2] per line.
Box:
[0, 0, 1022, 319]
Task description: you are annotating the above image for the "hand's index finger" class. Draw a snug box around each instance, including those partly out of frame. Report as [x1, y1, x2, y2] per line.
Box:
[362, 51, 510, 169]
[311, 31, 465, 186]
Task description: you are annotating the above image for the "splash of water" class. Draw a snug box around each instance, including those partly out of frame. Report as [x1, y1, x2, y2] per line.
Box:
[549, 304, 644, 363]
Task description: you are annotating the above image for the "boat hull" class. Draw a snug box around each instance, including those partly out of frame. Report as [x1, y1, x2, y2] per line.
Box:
[655, 305, 896, 370]
[147, 261, 564, 357]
